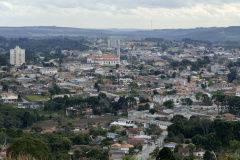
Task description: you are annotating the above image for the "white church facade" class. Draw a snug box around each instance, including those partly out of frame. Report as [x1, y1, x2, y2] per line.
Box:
[87, 50, 120, 65]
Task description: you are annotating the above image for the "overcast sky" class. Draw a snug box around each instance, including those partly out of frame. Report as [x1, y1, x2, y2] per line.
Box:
[1, 0, 240, 29]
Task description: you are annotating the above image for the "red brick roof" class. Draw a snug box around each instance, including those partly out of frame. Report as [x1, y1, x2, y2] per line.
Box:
[178, 147, 189, 154]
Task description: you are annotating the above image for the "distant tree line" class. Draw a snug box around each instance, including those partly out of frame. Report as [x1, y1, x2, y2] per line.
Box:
[0, 36, 89, 55]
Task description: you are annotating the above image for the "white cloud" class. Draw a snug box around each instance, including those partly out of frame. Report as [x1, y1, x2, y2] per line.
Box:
[0, 0, 240, 29]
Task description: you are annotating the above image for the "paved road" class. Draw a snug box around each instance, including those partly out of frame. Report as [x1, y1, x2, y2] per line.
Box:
[136, 131, 168, 160]
[136, 142, 156, 160]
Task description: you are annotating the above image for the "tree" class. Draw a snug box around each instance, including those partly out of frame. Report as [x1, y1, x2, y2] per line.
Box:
[73, 150, 81, 160]
[202, 94, 212, 106]
[163, 100, 174, 109]
[199, 118, 212, 135]
[134, 143, 143, 151]
[125, 97, 137, 109]
[153, 90, 159, 95]
[121, 155, 138, 160]
[120, 130, 127, 136]
[22, 112, 33, 128]
[2, 84, 8, 92]
[230, 140, 240, 152]
[7, 136, 52, 160]
[187, 144, 195, 155]
[52, 113, 65, 127]
[149, 108, 157, 115]
[146, 124, 162, 135]
[201, 84, 206, 89]
[227, 70, 237, 83]
[203, 150, 212, 160]
[195, 92, 203, 101]
[167, 121, 185, 136]
[183, 155, 195, 160]
[94, 82, 99, 89]
[172, 72, 177, 78]
[156, 147, 176, 160]
[181, 98, 193, 106]
[187, 76, 191, 83]
[31, 126, 43, 134]
[171, 115, 188, 123]
[116, 64, 120, 69]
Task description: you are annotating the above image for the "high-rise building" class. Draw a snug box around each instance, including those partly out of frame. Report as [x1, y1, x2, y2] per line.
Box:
[10, 46, 25, 66]
[108, 39, 121, 48]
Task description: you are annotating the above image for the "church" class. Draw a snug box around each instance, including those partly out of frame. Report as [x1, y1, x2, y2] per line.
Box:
[87, 50, 120, 65]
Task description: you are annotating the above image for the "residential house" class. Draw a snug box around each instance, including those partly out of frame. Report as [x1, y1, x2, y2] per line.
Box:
[128, 110, 149, 120]
[153, 94, 196, 105]
[110, 119, 136, 128]
[207, 83, 235, 92]
[221, 113, 235, 121]
[149, 120, 173, 130]
[193, 148, 206, 158]
[95, 68, 106, 75]
[41, 129, 53, 134]
[154, 62, 165, 66]
[126, 139, 148, 150]
[164, 142, 177, 151]
[108, 150, 125, 160]
[38, 67, 58, 74]
[107, 133, 119, 139]
[18, 103, 41, 109]
[143, 112, 173, 121]
[111, 143, 133, 154]
[0, 92, 18, 103]
[117, 78, 133, 84]
[211, 64, 225, 74]
[178, 147, 190, 156]
[235, 87, 240, 96]
[191, 76, 199, 82]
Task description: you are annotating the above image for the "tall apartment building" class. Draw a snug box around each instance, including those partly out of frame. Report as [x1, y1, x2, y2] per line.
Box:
[108, 39, 121, 48]
[10, 46, 25, 66]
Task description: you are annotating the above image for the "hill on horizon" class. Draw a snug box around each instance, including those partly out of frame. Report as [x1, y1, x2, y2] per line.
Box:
[1, 26, 240, 42]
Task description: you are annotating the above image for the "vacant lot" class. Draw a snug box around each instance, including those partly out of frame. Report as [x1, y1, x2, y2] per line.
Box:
[25, 95, 49, 101]
[25, 116, 119, 131]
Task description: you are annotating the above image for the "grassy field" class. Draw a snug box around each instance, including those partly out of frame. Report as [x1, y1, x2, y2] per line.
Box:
[24, 116, 119, 131]
[25, 95, 49, 101]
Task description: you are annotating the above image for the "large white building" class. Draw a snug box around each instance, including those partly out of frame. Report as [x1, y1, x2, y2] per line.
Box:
[38, 67, 58, 74]
[10, 46, 25, 66]
[87, 51, 120, 65]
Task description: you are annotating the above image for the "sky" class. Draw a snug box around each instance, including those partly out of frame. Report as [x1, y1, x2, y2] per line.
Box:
[1, 0, 240, 29]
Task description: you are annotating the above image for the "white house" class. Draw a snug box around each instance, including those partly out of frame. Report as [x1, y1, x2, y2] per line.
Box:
[193, 148, 206, 158]
[1, 93, 18, 103]
[211, 64, 225, 74]
[128, 110, 149, 120]
[39, 67, 58, 74]
[149, 120, 173, 130]
[117, 78, 133, 84]
[153, 94, 196, 105]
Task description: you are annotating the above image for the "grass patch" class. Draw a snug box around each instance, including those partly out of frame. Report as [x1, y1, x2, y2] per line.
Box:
[25, 95, 49, 101]
[210, 90, 223, 96]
